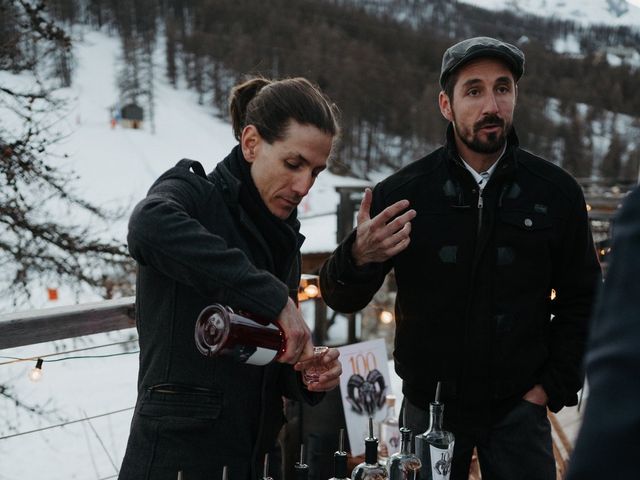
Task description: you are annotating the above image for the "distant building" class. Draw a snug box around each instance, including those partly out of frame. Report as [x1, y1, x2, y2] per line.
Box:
[120, 103, 144, 129]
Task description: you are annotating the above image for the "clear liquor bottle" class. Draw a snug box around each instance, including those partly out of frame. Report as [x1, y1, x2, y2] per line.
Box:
[351, 417, 389, 480]
[194, 303, 285, 365]
[387, 427, 421, 480]
[414, 401, 455, 480]
[379, 394, 400, 461]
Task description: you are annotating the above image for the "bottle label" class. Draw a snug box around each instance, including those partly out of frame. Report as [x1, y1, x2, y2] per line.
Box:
[429, 443, 454, 480]
[232, 345, 279, 365]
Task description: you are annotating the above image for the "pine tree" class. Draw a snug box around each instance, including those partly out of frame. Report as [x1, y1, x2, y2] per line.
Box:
[1, 0, 133, 307]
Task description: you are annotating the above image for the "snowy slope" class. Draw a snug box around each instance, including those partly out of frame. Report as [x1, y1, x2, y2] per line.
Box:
[458, 0, 640, 27]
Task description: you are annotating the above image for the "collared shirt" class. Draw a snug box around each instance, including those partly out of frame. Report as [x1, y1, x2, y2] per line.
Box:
[460, 144, 506, 192]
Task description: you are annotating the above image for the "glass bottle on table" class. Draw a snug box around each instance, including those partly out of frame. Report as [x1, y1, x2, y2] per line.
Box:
[387, 426, 421, 480]
[379, 394, 400, 461]
[414, 383, 455, 480]
[351, 417, 388, 480]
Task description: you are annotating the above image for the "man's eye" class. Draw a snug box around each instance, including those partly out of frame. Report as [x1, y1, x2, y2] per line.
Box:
[286, 162, 300, 170]
[467, 89, 479, 96]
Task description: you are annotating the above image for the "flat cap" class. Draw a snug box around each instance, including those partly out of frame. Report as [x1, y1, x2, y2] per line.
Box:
[440, 36, 525, 88]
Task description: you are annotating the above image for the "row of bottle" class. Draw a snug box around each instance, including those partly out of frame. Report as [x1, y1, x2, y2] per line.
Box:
[174, 396, 452, 480]
[352, 397, 454, 480]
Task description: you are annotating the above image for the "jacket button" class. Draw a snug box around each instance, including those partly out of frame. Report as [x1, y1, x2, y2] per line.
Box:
[524, 218, 533, 227]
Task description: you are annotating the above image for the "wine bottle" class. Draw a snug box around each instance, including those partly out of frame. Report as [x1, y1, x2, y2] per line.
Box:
[195, 303, 285, 365]
[351, 417, 389, 480]
[414, 383, 455, 480]
[379, 394, 400, 461]
[387, 427, 421, 480]
[329, 429, 349, 480]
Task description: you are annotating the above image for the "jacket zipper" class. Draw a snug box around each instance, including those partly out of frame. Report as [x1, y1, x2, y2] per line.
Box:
[477, 191, 484, 237]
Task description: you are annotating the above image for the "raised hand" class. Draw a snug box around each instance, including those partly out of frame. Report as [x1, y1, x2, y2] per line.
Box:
[351, 187, 416, 266]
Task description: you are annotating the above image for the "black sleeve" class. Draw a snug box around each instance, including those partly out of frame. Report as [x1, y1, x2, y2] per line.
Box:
[127, 167, 289, 320]
[542, 187, 602, 411]
[566, 187, 640, 479]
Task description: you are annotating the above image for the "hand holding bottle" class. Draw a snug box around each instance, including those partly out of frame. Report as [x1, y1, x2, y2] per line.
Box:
[275, 297, 313, 364]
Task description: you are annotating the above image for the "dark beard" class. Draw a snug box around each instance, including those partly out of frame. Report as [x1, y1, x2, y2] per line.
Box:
[457, 114, 509, 154]
[461, 129, 506, 154]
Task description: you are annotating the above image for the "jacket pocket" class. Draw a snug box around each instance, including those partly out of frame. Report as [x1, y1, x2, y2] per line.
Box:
[499, 210, 552, 231]
[139, 383, 223, 421]
[496, 209, 553, 277]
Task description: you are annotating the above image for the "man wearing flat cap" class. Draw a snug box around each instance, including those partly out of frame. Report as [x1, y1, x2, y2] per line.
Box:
[320, 37, 601, 479]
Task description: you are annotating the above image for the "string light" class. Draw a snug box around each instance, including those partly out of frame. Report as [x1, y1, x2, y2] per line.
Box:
[28, 358, 44, 382]
[298, 274, 321, 302]
[303, 284, 320, 298]
[0, 339, 139, 366]
[379, 310, 394, 324]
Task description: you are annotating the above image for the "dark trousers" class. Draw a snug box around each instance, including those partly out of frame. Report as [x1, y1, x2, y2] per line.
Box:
[402, 397, 556, 480]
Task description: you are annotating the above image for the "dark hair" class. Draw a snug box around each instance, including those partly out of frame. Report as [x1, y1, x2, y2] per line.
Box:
[229, 76, 340, 143]
[442, 70, 459, 103]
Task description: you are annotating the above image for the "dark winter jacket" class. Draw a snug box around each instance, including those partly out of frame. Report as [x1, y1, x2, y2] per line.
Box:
[119, 147, 319, 480]
[320, 125, 601, 417]
[567, 186, 640, 480]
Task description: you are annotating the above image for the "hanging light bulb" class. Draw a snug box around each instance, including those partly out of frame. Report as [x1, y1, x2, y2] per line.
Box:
[303, 284, 319, 298]
[379, 309, 394, 324]
[28, 358, 44, 382]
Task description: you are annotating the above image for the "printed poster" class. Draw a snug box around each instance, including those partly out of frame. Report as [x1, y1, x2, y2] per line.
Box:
[337, 338, 393, 456]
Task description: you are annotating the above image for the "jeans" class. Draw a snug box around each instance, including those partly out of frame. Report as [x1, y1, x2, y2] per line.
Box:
[402, 397, 556, 480]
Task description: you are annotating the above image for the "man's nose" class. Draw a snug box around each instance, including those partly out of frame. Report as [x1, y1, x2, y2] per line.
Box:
[291, 172, 314, 197]
[482, 93, 499, 114]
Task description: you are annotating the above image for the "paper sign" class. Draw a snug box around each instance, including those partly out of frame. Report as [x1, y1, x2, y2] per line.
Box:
[337, 338, 393, 456]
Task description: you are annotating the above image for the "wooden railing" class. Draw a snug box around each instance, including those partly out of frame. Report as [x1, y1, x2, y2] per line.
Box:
[0, 297, 136, 350]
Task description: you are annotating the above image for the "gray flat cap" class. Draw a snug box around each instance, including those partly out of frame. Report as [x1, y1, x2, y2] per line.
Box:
[440, 36, 525, 88]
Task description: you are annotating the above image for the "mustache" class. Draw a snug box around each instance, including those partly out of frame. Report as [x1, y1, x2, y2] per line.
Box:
[474, 115, 504, 132]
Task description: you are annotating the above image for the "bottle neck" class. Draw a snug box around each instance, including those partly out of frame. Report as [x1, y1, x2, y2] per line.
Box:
[428, 402, 444, 431]
[387, 404, 396, 418]
[364, 436, 378, 464]
[400, 427, 412, 454]
[334, 451, 347, 478]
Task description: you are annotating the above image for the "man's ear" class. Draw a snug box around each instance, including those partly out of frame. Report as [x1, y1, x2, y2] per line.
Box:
[439, 91, 453, 122]
[240, 125, 261, 163]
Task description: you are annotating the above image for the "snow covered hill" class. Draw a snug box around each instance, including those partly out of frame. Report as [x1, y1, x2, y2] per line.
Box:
[458, 0, 640, 27]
